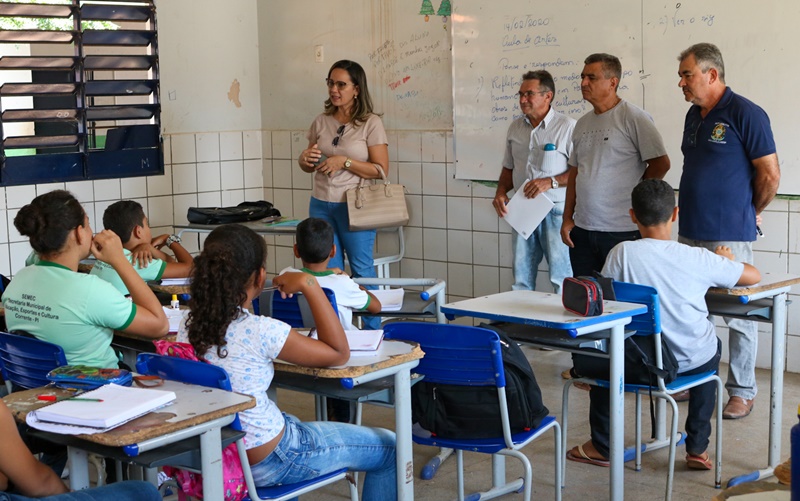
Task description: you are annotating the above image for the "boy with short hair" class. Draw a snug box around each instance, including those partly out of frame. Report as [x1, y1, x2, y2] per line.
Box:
[90, 200, 193, 294]
[567, 179, 760, 470]
[281, 217, 381, 330]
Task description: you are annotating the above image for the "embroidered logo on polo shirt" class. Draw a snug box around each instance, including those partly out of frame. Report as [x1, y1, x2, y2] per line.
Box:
[710, 123, 727, 143]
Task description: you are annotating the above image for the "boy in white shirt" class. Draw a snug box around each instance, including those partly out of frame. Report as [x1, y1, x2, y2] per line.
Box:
[567, 179, 760, 470]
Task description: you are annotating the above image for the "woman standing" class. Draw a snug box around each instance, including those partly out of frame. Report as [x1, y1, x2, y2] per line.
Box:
[298, 60, 388, 325]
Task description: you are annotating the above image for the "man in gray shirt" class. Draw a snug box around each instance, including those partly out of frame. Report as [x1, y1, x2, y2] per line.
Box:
[561, 53, 670, 277]
[493, 70, 575, 292]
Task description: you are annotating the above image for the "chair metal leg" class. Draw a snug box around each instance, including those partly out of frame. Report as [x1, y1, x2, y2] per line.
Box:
[456, 449, 465, 501]
[665, 396, 679, 501]
[714, 376, 723, 488]
[553, 420, 563, 501]
[560, 379, 575, 487]
[635, 393, 643, 471]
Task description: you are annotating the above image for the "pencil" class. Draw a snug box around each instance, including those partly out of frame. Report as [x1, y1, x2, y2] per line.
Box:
[37, 395, 104, 402]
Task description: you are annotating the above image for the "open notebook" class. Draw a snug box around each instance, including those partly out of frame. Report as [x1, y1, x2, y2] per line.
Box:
[32, 384, 176, 430]
[371, 288, 404, 312]
[345, 330, 384, 355]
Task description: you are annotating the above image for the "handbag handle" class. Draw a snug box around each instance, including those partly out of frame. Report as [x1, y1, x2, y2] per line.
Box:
[354, 164, 395, 210]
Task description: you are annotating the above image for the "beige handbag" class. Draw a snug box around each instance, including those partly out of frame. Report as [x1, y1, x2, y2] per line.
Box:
[346, 167, 409, 231]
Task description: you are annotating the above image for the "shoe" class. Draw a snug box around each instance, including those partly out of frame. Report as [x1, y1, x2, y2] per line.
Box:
[686, 451, 712, 470]
[673, 389, 690, 402]
[561, 368, 573, 379]
[566, 442, 610, 467]
[722, 396, 754, 419]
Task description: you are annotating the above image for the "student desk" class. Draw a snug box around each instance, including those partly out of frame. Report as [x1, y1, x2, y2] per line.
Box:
[3, 380, 254, 501]
[441, 291, 647, 501]
[272, 339, 424, 501]
[174, 219, 406, 279]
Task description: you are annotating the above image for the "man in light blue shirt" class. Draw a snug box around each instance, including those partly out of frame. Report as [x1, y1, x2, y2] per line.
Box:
[493, 70, 575, 292]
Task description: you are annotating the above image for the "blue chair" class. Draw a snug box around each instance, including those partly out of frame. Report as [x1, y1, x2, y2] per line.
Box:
[383, 322, 562, 501]
[136, 353, 358, 501]
[0, 331, 67, 391]
[562, 281, 723, 501]
[257, 286, 338, 328]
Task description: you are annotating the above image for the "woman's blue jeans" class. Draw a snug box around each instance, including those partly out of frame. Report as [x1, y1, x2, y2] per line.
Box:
[309, 197, 379, 329]
[250, 414, 397, 500]
[1, 481, 161, 501]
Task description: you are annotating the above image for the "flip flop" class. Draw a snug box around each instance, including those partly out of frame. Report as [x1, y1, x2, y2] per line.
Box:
[566, 443, 610, 467]
[686, 452, 712, 470]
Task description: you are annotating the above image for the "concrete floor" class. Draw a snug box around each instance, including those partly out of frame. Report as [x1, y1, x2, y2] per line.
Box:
[278, 346, 800, 501]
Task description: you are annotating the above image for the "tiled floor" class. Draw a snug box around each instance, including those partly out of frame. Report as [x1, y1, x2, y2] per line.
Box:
[278, 346, 800, 500]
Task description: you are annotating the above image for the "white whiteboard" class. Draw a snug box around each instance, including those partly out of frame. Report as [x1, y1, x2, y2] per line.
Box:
[453, 0, 800, 195]
[259, 0, 452, 131]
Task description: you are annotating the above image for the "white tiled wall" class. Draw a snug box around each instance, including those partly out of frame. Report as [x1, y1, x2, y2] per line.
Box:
[0, 128, 796, 373]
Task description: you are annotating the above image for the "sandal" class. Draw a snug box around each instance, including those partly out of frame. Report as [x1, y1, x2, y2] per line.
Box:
[686, 451, 712, 470]
[566, 442, 610, 467]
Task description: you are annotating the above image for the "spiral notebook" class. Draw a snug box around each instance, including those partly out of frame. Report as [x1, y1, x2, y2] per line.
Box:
[32, 384, 176, 430]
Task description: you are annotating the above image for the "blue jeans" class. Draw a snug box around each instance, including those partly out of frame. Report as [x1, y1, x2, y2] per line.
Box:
[568, 226, 640, 277]
[678, 237, 758, 399]
[512, 202, 572, 293]
[1, 481, 161, 501]
[250, 414, 397, 500]
[309, 197, 379, 329]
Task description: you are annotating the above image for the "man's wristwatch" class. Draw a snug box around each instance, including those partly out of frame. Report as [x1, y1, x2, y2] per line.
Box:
[344, 158, 352, 170]
[165, 234, 181, 247]
[550, 177, 559, 189]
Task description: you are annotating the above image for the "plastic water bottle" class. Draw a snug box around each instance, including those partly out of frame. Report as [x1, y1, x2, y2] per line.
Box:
[792, 404, 799, 500]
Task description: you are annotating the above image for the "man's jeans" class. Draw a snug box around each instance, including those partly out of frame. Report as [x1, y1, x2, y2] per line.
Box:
[678, 237, 758, 399]
[512, 203, 572, 293]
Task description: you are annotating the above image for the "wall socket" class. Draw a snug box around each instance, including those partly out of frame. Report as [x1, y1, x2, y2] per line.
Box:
[314, 45, 324, 63]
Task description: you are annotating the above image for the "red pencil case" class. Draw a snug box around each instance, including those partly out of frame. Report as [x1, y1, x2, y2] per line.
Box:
[562, 276, 604, 316]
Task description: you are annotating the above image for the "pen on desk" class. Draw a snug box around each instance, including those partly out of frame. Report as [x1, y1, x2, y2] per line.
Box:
[756, 225, 764, 237]
[37, 395, 104, 402]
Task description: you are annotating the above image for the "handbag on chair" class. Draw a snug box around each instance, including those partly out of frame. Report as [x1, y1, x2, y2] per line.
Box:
[345, 167, 409, 231]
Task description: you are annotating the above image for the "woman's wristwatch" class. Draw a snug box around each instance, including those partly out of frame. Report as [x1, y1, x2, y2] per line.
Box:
[165, 234, 181, 247]
[344, 158, 352, 170]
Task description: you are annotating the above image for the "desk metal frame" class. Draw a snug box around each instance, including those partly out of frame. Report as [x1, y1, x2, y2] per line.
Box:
[441, 291, 647, 501]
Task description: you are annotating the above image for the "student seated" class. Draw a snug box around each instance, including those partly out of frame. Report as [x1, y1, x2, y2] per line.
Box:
[177, 224, 397, 499]
[90, 200, 193, 294]
[280, 217, 381, 331]
[567, 179, 760, 470]
[2, 191, 169, 369]
[0, 399, 161, 501]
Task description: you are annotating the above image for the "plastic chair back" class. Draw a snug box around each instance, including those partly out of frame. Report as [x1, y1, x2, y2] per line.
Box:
[258, 287, 338, 328]
[612, 281, 661, 337]
[383, 322, 505, 388]
[0, 331, 67, 390]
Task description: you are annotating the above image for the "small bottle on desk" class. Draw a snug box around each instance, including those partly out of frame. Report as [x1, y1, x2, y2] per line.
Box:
[171, 294, 180, 310]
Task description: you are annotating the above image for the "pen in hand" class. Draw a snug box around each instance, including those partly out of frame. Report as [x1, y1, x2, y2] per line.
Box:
[756, 225, 764, 237]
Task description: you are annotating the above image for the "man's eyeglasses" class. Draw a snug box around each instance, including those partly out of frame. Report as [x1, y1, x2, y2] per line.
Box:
[332, 125, 345, 147]
[518, 90, 548, 99]
[326, 79, 351, 90]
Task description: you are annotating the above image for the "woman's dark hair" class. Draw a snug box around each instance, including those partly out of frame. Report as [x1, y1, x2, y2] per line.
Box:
[186, 224, 267, 359]
[14, 190, 85, 256]
[323, 59, 381, 126]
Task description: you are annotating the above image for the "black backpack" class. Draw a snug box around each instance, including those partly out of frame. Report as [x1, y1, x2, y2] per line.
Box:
[186, 200, 280, 225]
[411, 323, 549, 439]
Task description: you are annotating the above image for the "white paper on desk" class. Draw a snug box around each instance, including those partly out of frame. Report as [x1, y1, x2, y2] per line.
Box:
[162, 306, 187, 332]
[503, 180, 555, 240]
[346, 330, 384, 353]
[371, 288, 404, 312]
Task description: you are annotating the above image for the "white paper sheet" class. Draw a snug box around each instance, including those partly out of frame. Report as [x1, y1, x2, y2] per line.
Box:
[503, 179, 555, 240]
[371, 288, 404, 312]
[163, 306, 187, 333]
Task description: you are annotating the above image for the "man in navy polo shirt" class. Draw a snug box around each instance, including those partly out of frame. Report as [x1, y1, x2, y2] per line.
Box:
[677, 43, 780, 419]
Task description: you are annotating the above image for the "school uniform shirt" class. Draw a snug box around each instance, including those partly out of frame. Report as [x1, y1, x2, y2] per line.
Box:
[279, 267, 371, 331]
[90, 248, 167, 294]
[568, 100, 668, 232]
[2, 261, 136, 368]
[177, 310, 291, 449]
[305, 113, 388, 203]
[602, 238, 743, 371]
[679, 87, 776, 242]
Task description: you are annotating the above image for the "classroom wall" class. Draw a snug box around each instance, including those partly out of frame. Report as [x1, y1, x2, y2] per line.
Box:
[0, 0, 797, 373]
